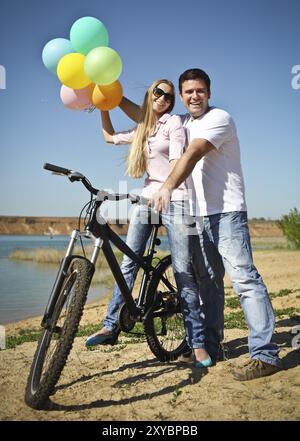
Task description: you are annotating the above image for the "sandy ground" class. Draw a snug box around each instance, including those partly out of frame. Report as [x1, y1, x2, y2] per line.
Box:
[0, 250, 300, 421]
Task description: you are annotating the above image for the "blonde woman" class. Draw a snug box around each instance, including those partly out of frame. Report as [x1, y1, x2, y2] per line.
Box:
[86, 80, 212, 367]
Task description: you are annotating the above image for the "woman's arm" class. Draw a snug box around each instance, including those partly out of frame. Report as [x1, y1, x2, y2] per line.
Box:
[118, 96, 142, 123]
[100, 110, 115, 143]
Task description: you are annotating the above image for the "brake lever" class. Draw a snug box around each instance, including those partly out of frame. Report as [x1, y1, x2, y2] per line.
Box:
[51, 172, 68, 177]
[68, 171, 85, 182]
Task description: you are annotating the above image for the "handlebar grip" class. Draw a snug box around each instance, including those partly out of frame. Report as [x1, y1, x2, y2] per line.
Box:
[128, 194, 149, 205]
[43, 163, 71, 175]
[137, 195, 149, 206]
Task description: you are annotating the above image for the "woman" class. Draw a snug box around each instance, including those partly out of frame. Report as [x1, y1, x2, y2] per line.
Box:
[86, 79, 211, 367]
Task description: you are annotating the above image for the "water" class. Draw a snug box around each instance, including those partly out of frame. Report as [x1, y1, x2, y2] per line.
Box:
[0, 235, 108, 325]
[0, 234, 169, 325]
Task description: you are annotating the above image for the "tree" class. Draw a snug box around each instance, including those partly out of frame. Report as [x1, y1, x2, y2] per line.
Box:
[277, 207, 300, 249]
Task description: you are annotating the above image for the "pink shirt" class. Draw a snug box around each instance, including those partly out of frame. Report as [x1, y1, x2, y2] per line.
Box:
[113, 113, 187, 200]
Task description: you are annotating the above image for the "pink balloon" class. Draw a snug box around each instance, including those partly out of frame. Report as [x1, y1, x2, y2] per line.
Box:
[60, 84, 94, 110]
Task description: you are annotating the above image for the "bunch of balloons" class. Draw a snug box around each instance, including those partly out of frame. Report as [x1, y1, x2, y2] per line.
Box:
[42, 17, 123, 111]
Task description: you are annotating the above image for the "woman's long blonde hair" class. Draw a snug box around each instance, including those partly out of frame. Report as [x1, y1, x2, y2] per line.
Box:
[126, 79, 175, 178]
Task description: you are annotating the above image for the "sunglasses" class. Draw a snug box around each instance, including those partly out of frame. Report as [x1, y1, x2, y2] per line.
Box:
[153, 87, 174, 103]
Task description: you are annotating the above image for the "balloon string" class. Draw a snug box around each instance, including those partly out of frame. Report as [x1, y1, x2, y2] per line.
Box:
[84, 105, 96, 113]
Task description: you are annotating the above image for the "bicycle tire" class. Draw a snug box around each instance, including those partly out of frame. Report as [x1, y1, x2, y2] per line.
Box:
[143, 255, 189, 362]
[25, 256, 94, 409]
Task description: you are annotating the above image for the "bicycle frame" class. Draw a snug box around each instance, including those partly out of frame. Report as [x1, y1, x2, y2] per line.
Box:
[41, 198, 161, 329]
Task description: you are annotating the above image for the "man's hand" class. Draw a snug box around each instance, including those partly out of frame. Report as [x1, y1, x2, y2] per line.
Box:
[150, 188, 172, 212]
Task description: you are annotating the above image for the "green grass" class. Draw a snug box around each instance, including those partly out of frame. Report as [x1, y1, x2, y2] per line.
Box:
[5, 320, 147, 350]
[6, 328, 42, 349]
[9, 247, 168, 266]
[269, 289, 295, 298]
[250, 236, 288, 250]
[9, 247, 124, 287]
[9, 248, 168, 288]
[274, 307, 300, 319]
[4, 282, 299, 349]
[170, 386, 183, 406]
[224, 311, 247, 329]
[225, 297, 241, 309]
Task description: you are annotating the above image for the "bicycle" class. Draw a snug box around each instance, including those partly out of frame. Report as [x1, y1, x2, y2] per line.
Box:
[25, 163, 189, 409]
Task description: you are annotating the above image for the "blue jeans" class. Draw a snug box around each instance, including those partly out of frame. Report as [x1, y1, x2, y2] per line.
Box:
[193, 211, 281, 367]
[104, 201, 206, 349]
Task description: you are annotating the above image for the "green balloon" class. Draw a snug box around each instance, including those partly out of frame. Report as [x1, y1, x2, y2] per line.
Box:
[70, 16, 109, 55]
[84, 47, 122, 85]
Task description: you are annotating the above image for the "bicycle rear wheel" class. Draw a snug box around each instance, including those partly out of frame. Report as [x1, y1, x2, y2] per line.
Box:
[25, 256, 94, 409]
[143, 255, 189, 361]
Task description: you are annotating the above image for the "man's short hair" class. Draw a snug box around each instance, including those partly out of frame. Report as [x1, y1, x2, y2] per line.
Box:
[179, 68, 211, 94]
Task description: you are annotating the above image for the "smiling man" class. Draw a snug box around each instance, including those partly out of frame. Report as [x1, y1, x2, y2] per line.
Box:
[152, 68, 282, 381]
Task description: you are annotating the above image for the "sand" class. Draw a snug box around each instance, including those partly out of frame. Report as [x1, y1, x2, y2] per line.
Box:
[0, 250, 299, 421]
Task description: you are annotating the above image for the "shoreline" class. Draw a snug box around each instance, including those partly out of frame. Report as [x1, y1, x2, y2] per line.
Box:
[3, 248, 299, 332]
[4, 294, 111, 337]
[1, 292, 110, 329]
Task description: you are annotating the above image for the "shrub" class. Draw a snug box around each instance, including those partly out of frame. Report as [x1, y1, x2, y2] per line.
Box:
[277, 207, 300, 249]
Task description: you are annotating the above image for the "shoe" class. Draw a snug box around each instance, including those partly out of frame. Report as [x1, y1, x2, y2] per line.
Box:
[85, 330, 119, 347]
[194, 355, 213, 368]
[177, 349, 193, 363]
[232, 359, 281, 381]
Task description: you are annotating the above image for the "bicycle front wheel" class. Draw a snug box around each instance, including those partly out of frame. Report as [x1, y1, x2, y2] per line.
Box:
[143, 255, 189, 362]
[25, 256, 94, 409]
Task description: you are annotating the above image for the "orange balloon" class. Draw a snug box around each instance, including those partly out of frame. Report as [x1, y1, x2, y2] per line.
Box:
[92, 80, 123, 110]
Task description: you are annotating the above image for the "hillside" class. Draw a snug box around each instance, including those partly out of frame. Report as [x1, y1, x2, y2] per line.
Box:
[0, 215, 283, 237]
[0, 216, 128, 236]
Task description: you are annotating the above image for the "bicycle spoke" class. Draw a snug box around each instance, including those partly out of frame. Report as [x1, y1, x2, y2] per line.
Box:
[144, 255, 188, 361]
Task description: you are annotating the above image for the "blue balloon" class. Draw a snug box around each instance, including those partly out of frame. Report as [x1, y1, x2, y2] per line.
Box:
[42, 38, 73, 74]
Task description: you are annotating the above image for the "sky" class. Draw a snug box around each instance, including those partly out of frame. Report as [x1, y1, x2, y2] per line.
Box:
[0, 0, 299, 220]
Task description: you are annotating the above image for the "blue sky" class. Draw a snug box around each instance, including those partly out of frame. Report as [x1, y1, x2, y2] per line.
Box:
[0, 0, 299, 219]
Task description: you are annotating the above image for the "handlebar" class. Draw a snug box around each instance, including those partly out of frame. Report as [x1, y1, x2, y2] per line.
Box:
[43, 163, 148, 205]
[44, 163, 71, 175]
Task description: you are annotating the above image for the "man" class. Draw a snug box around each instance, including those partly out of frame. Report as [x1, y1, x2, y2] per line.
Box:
[151, 68, 281, 381]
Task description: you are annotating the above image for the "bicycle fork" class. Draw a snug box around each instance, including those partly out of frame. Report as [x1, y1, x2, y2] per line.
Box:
[41, 229, 102, 328]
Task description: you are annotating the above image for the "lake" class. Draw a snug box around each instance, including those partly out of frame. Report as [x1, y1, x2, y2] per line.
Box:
[0, 234, 169, 325]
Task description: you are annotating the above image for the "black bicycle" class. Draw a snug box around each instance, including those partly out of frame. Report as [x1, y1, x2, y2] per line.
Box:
[25, 163, 189, 409]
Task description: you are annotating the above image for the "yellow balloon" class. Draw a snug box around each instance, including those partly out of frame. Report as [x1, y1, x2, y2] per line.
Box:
[57, 53, 91, 89]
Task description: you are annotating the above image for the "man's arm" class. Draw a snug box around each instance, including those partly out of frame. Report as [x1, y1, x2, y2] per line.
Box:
[118, 96, 142, 123]
[152, 138, 214, 211]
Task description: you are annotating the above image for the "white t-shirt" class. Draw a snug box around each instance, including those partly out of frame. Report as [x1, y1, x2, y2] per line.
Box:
[181, 107, 247, 216]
